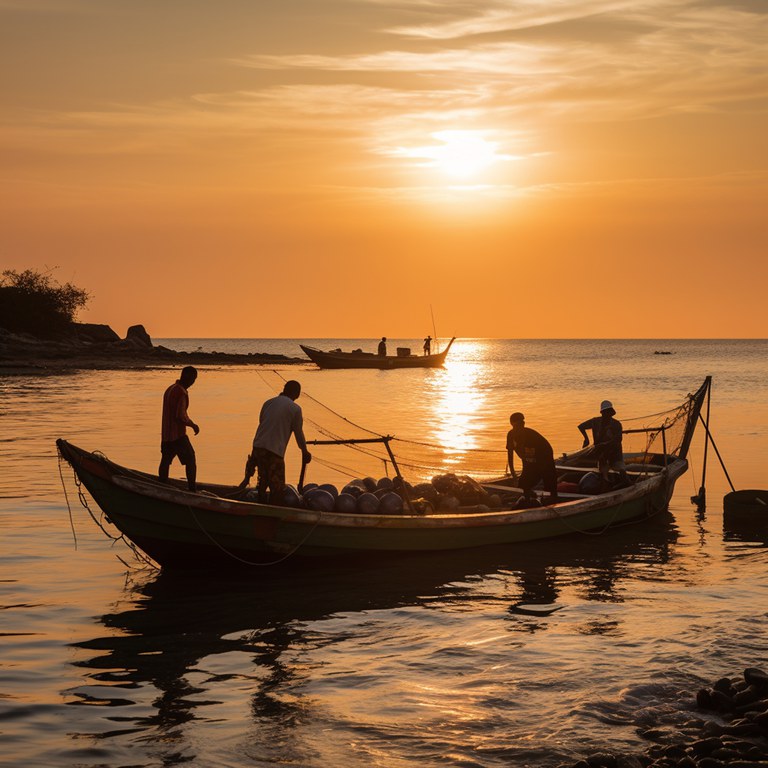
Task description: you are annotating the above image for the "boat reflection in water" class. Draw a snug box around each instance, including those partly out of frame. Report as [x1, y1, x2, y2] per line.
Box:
[68, 512, 679, 764]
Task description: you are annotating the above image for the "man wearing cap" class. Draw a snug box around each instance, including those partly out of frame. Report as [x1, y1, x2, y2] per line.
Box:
[506, 413, 558, 504]
[578, 401, 630, 488]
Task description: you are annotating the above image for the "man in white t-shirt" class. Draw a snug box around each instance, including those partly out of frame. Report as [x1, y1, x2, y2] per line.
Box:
[239, 380, 312, 503]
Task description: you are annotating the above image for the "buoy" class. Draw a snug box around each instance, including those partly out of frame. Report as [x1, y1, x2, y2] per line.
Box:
[723, 489, 768, 518]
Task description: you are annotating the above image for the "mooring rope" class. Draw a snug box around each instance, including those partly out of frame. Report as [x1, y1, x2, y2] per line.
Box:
[57, 451, 158, 571]
[57, 453, 78, 550]
[186, 502, 324, 567]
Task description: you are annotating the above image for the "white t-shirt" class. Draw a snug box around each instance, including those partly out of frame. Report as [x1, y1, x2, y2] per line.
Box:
[252, 394, 304, 457]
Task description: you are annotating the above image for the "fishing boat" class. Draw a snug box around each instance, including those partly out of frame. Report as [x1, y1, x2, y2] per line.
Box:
[56, 378, 710, 570]
[300, 337, 456, 369]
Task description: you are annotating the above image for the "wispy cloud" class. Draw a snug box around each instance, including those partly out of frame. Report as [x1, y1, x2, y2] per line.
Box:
[382, 0, 642, 40]
[1, 0, 765, 197]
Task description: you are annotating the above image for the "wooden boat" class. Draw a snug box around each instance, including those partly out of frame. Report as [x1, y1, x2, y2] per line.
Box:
[301, 337, 456, 369]
[56, 378, 710, 570]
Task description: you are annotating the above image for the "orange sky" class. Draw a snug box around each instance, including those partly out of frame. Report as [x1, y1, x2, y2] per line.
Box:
[1, 0, 766, 338]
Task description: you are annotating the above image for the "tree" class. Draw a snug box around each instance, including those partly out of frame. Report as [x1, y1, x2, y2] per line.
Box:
[0, 268, 91, 337]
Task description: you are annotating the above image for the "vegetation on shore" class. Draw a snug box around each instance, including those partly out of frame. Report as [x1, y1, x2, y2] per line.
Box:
[0, 267, 301, 371]
[0, 268, 90, 338]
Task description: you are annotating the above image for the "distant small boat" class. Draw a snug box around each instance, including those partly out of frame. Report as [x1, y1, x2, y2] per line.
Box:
[654, 351, 674, 355]
[301, 337, 456, 369]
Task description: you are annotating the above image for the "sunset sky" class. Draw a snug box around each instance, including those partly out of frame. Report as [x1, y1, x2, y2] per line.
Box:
[1, 0, 766, 338]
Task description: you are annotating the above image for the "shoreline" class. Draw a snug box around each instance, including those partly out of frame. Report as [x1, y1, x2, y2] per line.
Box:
[560, 667, 768, 768]
[0, 350, 307, 375]
[0, 329, 306, 375]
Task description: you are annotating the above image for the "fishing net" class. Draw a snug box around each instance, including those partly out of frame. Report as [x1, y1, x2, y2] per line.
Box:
[255, 370, 709, 490]
[618, 378, 709, 462]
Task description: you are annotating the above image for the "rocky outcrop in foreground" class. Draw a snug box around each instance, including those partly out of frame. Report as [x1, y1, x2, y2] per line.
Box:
[0, 323, 303, 372]
[561, 667, 768, 768]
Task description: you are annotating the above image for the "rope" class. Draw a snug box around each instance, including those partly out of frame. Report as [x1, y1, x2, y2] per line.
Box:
[57, 453, 78, 550]
[57, 449, 158, 571]
[270, 369, 381, 437]
[186, 503, 323, 567]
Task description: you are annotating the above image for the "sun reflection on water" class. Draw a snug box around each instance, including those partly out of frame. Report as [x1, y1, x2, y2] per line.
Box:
[425, 342, 499, 475]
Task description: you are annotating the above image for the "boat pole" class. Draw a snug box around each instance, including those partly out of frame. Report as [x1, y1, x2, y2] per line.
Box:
[430, 304, 439, 353]
[695, 412, 736, 494]
[298, 455, 307, 493]
[691, 382, 712, 509]
[382, 436, 416, 514]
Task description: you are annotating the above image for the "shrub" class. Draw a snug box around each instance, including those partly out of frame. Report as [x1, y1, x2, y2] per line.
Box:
[0, 268, 91, 337]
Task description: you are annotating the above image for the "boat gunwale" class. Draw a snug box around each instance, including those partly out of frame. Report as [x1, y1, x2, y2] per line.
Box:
[105, 456, 682, 530]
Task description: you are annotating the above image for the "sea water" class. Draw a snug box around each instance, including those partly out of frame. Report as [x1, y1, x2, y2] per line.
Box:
[1, 339, 767, 767]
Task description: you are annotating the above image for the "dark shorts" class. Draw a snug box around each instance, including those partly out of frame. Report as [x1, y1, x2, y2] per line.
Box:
[252, 447, 285, 488]
[161, 436, 196, 466]
[593, 444, 626, 471]
[520, 460, 557, 494]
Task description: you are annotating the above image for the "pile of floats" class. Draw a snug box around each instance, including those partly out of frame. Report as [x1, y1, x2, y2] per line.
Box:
[244, 472, 505, 515]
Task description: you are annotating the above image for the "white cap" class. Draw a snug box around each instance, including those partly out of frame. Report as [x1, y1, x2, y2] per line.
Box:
[600, 400, 613, 412]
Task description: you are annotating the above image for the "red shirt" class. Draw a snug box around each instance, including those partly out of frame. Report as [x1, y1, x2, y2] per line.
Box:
[161, 382, 191, 442]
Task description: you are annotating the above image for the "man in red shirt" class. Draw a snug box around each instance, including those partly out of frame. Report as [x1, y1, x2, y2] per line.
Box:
[159, 366, 200, 492]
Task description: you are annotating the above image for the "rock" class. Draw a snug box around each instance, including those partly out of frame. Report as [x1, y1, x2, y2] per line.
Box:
[707, 689, 735, 711]
[585, 753, 617, 767]
[125, 324, 152, 347]
[615, 757, 645, 768]
[714, 677, 735, 695]
[72, 322, 120, 343]
[744, 668, 768, 690]
[733, 685, 762, 706]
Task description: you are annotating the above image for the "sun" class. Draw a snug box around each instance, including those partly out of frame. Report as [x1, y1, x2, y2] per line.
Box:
[394, 130, 511, 179]
[429, 131, 500, 177]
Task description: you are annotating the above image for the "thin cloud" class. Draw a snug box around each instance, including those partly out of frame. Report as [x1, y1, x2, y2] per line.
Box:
[384, 0, 642, 40]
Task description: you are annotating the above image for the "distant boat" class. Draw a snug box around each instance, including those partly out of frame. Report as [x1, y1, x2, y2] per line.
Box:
[301, 337, 456, 369]
[56, 377, 711, 570]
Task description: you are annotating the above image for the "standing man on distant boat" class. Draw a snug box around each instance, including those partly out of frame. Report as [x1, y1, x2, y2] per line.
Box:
[159, 366, 200, 492]
[378, 337, 387, 356]
[506, 412, 558, 504]
[577, 400, 630, 488]
[423, 336, 432, 355]
[239, 380, 312, 504]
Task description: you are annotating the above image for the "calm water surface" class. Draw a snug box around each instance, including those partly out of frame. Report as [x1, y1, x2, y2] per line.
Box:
[2, 339, 768, 767]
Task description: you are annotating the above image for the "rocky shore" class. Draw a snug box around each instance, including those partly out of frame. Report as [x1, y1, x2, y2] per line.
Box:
[561, 667, 768, 768]
[0, 323, 304, 374]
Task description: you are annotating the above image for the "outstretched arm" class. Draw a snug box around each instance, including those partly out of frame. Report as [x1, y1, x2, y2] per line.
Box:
[507, 449, 517, 479]
[293, 414, 312, 464]
[238, 452, 257, 488]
